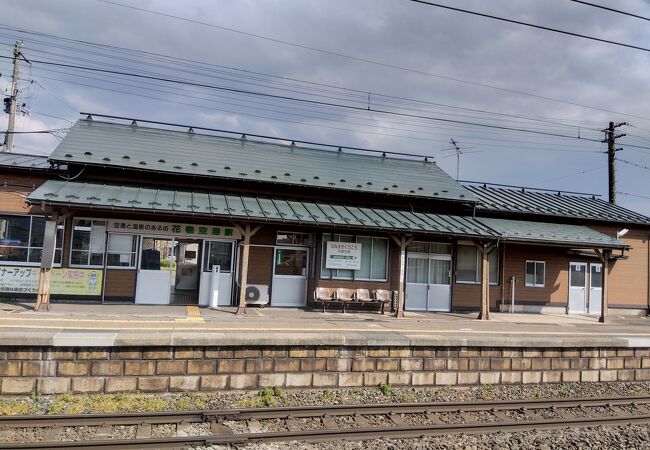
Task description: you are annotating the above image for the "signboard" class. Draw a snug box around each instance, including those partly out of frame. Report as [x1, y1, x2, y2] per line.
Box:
[325, 241, 362, 270]
[0, 267, 103, 295]
[107, 219, 241, 239]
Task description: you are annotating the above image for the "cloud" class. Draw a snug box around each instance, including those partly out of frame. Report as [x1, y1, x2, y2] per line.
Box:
[1, 0, 649, 213]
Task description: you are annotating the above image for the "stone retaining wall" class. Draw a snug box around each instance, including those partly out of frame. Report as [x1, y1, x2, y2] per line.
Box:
[1, 346, 649, 395]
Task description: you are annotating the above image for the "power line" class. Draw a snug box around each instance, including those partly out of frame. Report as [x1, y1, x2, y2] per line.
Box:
[567, 0, 650, 22]
[406, 0, 650, 52]
[0, 55, 609, 144]
[617, 191, 650, 201]
[85, 2, 650, 122]
[617, 157, 650, 171]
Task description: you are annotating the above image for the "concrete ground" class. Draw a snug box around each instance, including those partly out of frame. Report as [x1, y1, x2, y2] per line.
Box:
[0, 300, 648, 347]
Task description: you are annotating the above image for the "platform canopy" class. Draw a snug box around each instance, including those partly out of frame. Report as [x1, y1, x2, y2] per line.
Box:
[28, 180, 628, 249]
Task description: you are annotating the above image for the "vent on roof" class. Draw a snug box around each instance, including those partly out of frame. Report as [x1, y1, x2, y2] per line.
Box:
[357, 184, 363, 188]
[383, 187, 389, 191]
[224, 166, 231, 170]
[239, 172, 247, 176]
[207, 169, 216, 173]
[328, 182, 335, 186]
[102, 157, 111, 162]
[417, 187, 423, 190]
[284, 173, 291, 176]
[65, 154, 72, 158]
[158, 159, 165, 163]
[340, 179, 346, 183]
[138, 161, 146, 166]
[191, 162, 198, 167]
[84, 151, 92, 156]
[392, 184, 398, 188]
[254, 169, 261, 173]
[122, 155, 130, 160]
[300, 178, 306, 182]
[409, 190, 415, 193]
[313, 176, 320, 180]
[366, 182, 372, 185]
[271, 175, 277, 179]
[174, 166, 182, 170]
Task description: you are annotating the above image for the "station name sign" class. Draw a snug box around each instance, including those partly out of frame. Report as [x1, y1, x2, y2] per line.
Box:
[107, 219, 241, 239]
[325, 241, 362, 270]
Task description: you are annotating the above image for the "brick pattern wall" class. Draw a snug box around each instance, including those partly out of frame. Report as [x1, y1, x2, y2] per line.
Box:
[1, 345, 649, 395]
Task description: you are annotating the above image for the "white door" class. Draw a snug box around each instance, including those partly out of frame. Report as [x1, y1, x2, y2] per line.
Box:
[427, 258, 451, 311]
[135, 237, 173, 304]
[406, 254, 451, 312]
[271, 247, 308, 307]
[406, 255, 428, 311]
[588, 263, 603, 315]
[198, 240, 235, 307]
[568, 262, 587, 313]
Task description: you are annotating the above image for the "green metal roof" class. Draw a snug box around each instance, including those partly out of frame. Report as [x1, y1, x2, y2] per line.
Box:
[478, 217, 626, 249]
[465, 184, 650, 226]
[0, 152, 53, 171]
[28, 180, 627, 249]
[49, 119, 476, 202]
[27, 180, 492, 238]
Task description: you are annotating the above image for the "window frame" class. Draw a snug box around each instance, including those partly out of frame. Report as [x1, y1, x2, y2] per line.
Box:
[320, 233, 389, 282]
[69, 218, 107, 269]
[105, 233, 138, 269]
[0, 214, 64, 267]
[525, 260, 546, 288]
[275, 231, 312, 247]
[455, 244, 480, 284]
[202, 239, 235, 273]
[455, 244, 500, 285]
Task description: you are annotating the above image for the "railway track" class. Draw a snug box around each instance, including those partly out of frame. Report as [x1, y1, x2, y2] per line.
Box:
[2, 395, 650, 449]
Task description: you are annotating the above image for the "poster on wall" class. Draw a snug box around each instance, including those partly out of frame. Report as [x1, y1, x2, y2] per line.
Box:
[0, 267, 103, 295]
[325, 241, 362, 270]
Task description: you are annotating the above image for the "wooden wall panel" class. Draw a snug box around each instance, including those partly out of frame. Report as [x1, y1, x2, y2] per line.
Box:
[247, 246, 273, 286]
[104, 269, 136, 300]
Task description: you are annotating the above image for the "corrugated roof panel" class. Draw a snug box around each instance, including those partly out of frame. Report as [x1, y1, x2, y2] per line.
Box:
[50, 119, 476, 203]
[27, 180, 627, 249]
[288, 201, 317, 222]
[466, 185, 650, 225]
[477, 217, 624, 248]
[224, 195, 249, 217]
[0, 152, 52, 170]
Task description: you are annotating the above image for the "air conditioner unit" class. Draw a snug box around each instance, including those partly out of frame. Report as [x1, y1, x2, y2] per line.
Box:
[245, 284, 270, 306]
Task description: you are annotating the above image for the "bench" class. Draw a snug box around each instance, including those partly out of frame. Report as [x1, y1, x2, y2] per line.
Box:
[313, 287, 392, 314]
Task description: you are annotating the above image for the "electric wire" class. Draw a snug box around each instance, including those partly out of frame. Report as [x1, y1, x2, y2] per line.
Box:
[406, 0, 650, 52]
[567, 0, 650, 22]
[83, 2, 650, 122]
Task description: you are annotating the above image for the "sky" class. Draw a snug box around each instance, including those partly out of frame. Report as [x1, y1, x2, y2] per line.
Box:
[1, 0, 650, 214]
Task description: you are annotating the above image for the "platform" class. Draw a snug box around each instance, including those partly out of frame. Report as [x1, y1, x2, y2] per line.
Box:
[0, 301, 648, 348]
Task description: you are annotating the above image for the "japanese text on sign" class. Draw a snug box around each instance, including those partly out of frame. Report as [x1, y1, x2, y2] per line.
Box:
[325, 241, 362, 270]
[107, 220, 241, 239]
[0, 267, 103, 295]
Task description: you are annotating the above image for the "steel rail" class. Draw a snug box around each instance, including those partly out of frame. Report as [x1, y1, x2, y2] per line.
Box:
[2, 394, 649, 427]
[2, 396, 650, 449]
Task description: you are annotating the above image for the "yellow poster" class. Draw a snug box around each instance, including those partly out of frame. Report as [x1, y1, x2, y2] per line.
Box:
[0, 267, 103, 296]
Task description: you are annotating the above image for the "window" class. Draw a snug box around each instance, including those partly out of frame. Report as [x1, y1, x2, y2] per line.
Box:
[275, 248, 308, 276]
[276, 232, 311, 246]
[0, 215, 63, 265]
[525, 261, 545, 287]
[106, 234, 137, 268]
[456, 245, 479, 283]
[70, 219, 106, 267]
[456, 244, 499, 284]
[321, 234, 388, 281]
[203, 241, 233, 272]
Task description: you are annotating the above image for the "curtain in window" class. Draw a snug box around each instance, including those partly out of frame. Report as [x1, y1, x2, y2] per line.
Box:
[407, 257, 428, 283]
[429, 259, 451, 285]
[456, 245, 478, 282]
[370, 238, 388, 280]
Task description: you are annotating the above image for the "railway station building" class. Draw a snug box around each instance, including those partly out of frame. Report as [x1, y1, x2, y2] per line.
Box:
[1, 115, 649, 318]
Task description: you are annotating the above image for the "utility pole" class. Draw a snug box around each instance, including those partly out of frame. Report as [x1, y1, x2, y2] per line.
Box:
[3, 41, 23, 153]
[450, 138, 461, 180]
[602, 121, 627, 204]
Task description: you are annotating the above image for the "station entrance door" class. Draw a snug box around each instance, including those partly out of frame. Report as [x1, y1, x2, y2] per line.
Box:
[405, 242, 452, 312]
